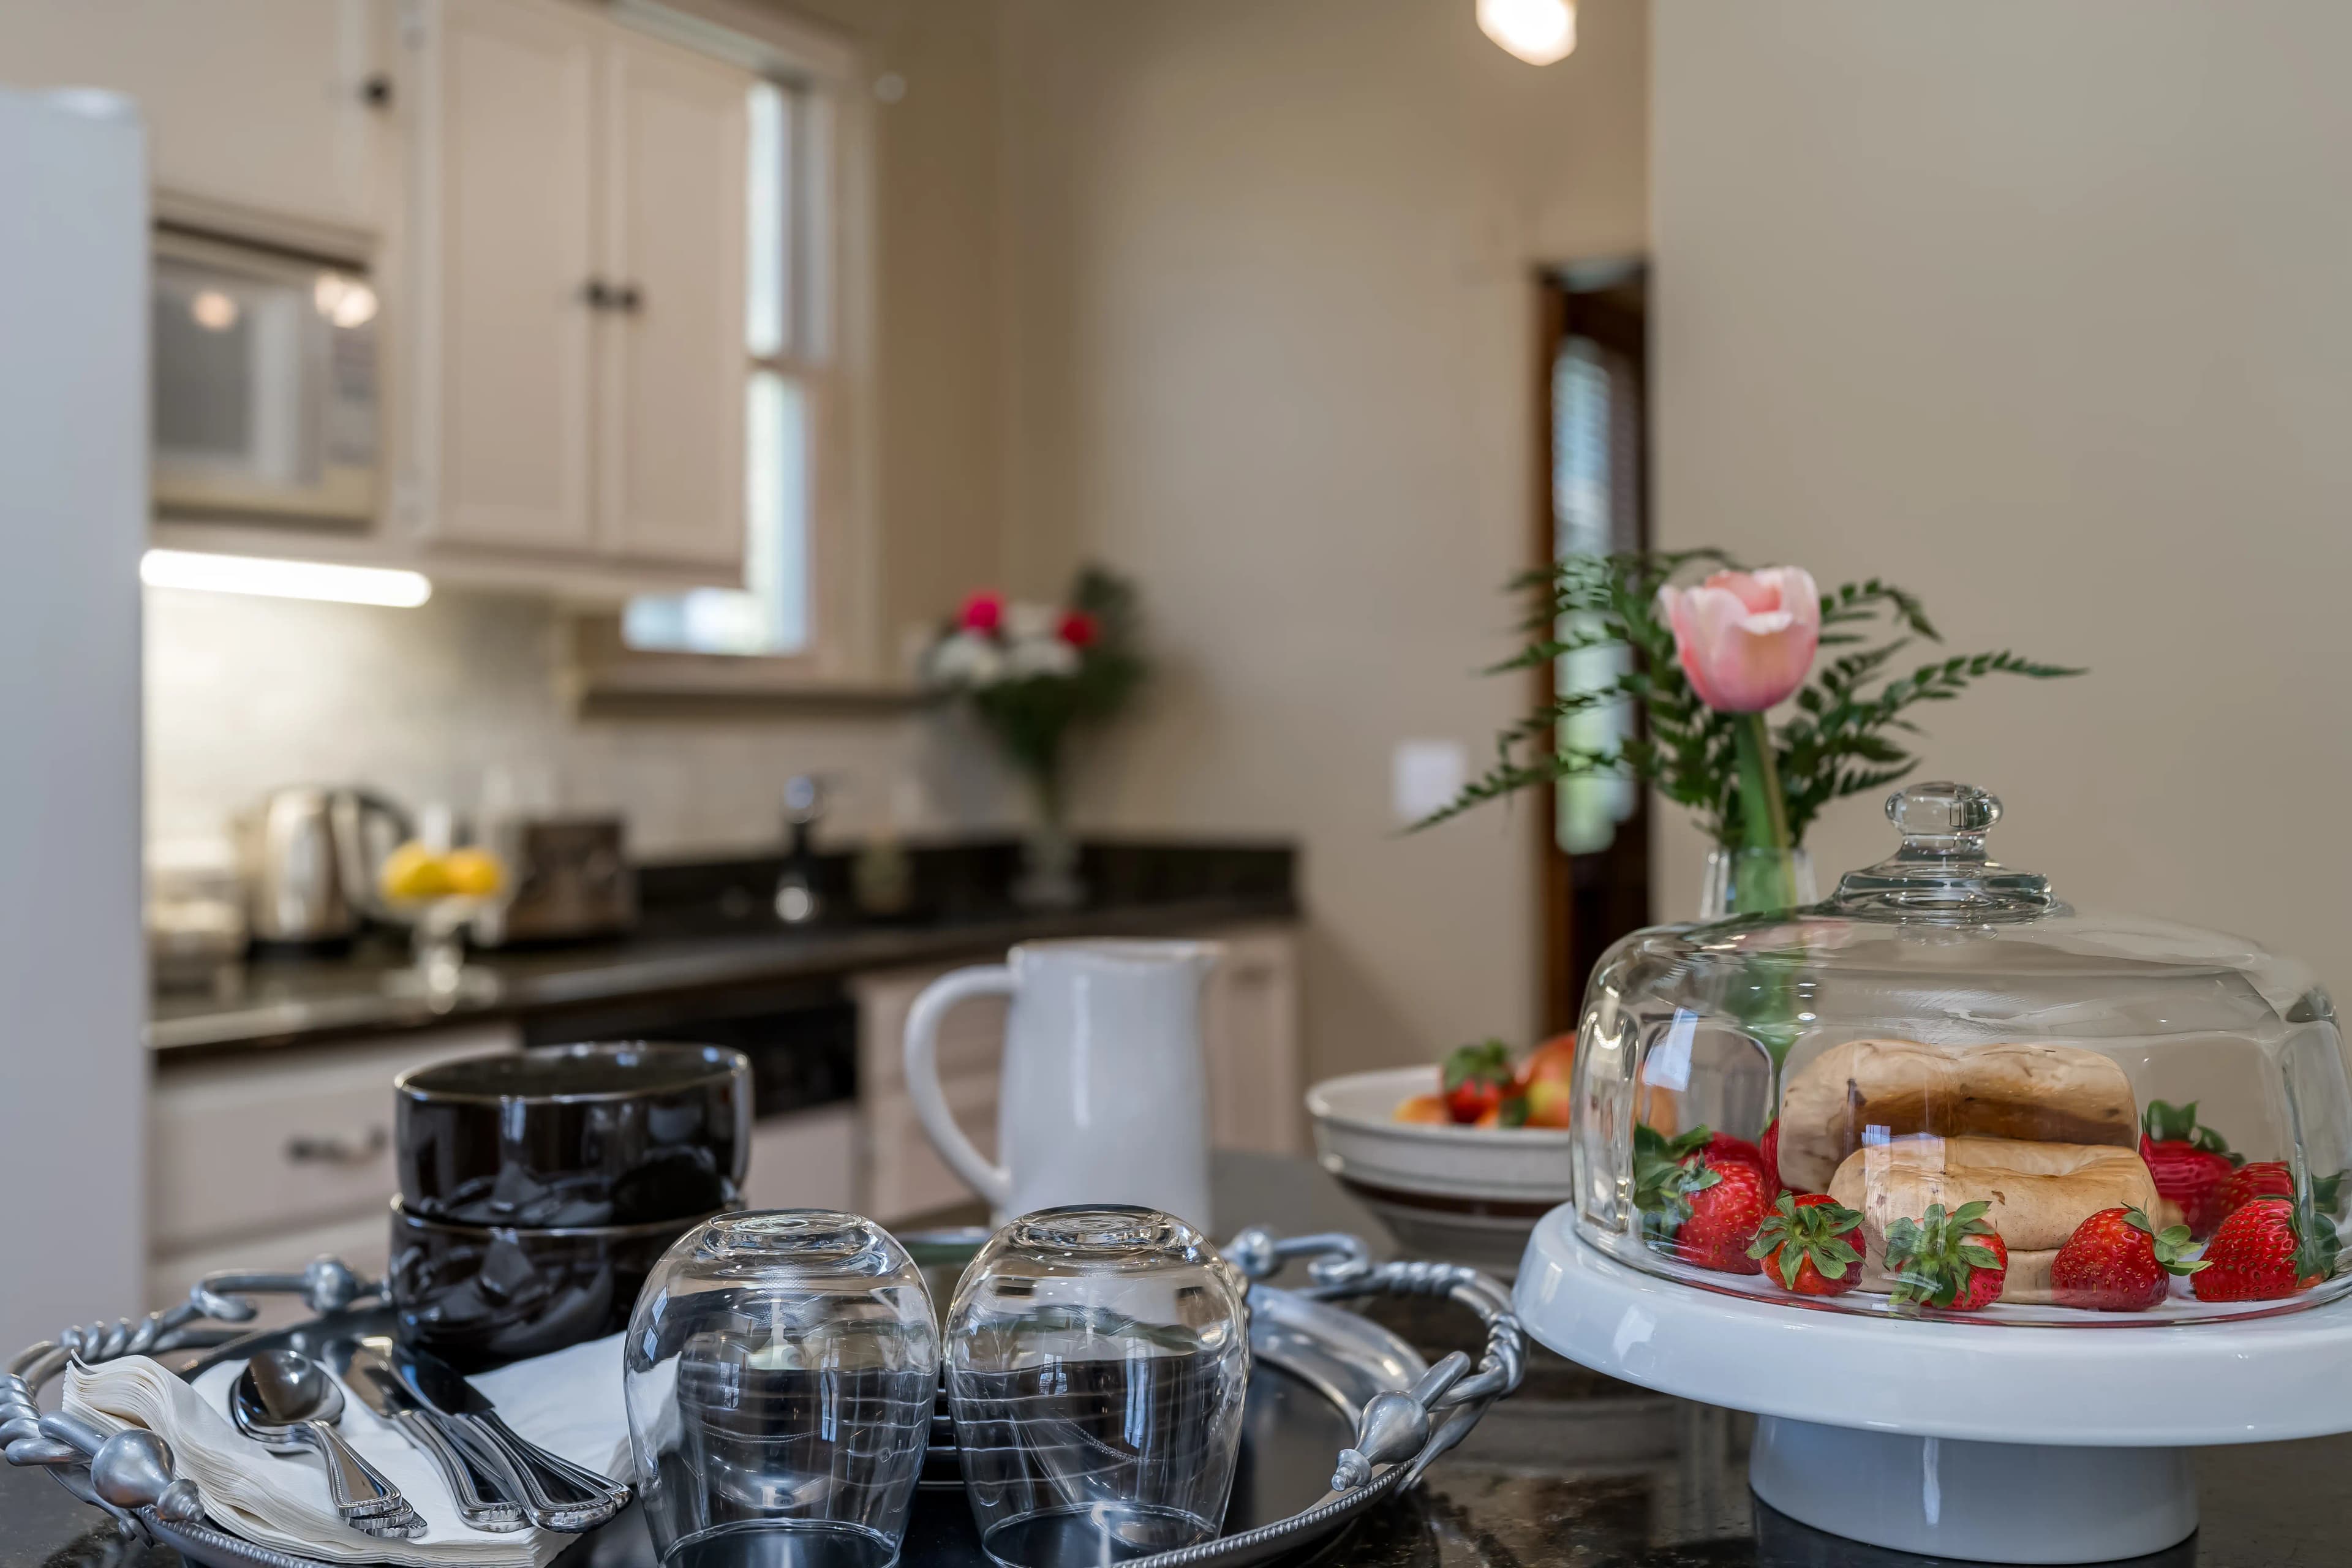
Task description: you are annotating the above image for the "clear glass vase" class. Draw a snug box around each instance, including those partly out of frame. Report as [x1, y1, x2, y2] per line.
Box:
[1011, 774, 1084, 912]
[1698, 846, 1817, 919]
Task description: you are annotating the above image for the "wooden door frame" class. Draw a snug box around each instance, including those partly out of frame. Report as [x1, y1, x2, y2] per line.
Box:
[1532, 266, 1652, 1038]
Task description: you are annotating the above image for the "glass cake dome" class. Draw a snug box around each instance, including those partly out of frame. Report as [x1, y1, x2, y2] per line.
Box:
[1572, 782, 2352, 1324]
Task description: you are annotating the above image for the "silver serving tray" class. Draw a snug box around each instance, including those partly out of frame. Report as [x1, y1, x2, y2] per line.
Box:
[6, 1231, 1525, 1568]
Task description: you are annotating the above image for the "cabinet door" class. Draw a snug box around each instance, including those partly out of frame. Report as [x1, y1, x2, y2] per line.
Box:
[0, 0, 387, 230]
[742, 1107, 858, 1213]
[1203, 927, 1305, 1155]
[148, 1027, 519, 1254]
[864, 1075, 998, 1224]
[595, 28, 749, 573]
[427, 0, 597, 552]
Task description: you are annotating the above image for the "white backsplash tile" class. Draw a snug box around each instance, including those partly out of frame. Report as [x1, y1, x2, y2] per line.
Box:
[145, 586, 1020, 857]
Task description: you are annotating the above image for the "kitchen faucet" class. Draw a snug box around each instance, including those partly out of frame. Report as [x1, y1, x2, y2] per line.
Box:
[774, 775, 824, 925]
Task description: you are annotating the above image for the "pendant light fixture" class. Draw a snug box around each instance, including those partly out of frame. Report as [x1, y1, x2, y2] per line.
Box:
[1477, 0, 1576, 66]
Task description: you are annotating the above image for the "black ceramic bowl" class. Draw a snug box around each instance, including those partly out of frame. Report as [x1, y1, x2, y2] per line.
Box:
[389, 1197, 714, 1371]
[396, 1042, 752, 1227]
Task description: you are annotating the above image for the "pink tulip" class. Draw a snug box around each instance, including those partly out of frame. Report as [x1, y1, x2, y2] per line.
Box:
[1656, 567, 1821, 713]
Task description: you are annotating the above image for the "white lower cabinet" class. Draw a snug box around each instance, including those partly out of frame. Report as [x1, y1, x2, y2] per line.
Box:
[741, 1106, 858, 1213]
[145, 1025, 518, 1309]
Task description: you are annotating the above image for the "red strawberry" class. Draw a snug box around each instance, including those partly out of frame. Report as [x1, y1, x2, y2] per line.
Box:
[1674, 1158, 1771, 1275]
[1701, 1132, 1765, 1175]
[1441, 1041, 1515, 1125]
[1633, 1123, 1715, 1239]
[2051, 1205, 2207, 1311]
[2214, 1161, 2294, 1216]
[1884, 1200, 2008, 1311]
[1747, 1193, 1864, 1295]
[2207, 1163, 2346, 1235]
[1757, 1120, 1784, 1194]
[2194, 1196, 2342, 1302]
[2138, 1100, 2237, 1237]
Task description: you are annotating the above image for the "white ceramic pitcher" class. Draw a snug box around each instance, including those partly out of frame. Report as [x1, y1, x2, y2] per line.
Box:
[902, 938, 1221, 1229]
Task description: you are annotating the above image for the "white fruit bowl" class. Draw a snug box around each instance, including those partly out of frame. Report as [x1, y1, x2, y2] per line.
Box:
[1305, 1065, 1573, 1276]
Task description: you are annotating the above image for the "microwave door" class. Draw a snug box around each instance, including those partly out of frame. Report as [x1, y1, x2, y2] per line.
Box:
[151, 233, 376, 524]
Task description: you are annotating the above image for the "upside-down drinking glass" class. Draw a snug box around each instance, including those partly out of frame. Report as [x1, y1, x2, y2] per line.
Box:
[624, 1212, 940, 1568]
[945, 1205, 1250, 1568]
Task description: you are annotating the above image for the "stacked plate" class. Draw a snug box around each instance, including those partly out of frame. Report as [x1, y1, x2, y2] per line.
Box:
[388, 1041, 750, 1370]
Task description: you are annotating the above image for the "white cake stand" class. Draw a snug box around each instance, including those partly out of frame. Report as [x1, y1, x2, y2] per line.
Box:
[1514, 1204, 2352, 1564]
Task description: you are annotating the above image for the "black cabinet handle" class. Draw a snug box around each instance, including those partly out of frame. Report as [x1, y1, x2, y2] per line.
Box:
[285, 1126, 389, 1166]
[362, 73, 394, 108]
[614, 284, 643, 314]
[581, 279, 612, 309]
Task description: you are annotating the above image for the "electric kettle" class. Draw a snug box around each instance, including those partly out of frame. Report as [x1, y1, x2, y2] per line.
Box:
[238, 786, 413, 944]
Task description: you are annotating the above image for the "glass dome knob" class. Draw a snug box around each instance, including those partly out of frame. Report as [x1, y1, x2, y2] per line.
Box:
[1830, 780, 2056, 919]
[1887, 781, 2000, 839]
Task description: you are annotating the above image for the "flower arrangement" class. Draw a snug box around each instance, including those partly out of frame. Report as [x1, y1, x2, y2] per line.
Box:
[1425, 549, 2081, 909]
[923, 565, 1147, 858]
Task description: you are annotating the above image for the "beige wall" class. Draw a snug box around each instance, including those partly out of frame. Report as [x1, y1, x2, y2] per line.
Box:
[996, 0, 1650, 1080]
[1651, 3, 2352, 992]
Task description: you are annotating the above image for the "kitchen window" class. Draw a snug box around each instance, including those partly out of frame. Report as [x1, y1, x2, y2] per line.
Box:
[619, 71, 840, 662]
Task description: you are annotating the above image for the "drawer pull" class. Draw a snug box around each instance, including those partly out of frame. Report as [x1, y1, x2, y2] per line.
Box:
[284, 1128, 388, 1166]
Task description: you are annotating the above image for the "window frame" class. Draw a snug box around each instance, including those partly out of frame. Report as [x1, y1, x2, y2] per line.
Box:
[575, 0, 884, 698]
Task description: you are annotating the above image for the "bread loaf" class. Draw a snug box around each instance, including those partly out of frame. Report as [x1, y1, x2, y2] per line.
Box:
[1778, 1038, 2138, 1193]
[1828, 1135, 2159, 1254]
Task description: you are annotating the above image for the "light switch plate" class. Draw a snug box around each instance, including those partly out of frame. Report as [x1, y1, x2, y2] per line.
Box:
[1392, 739, 1468, 825]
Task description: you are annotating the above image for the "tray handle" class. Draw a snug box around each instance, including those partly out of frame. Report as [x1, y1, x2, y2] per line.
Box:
[4, 1256, 386, 1536]
[1223, 1227, 1525, 1494]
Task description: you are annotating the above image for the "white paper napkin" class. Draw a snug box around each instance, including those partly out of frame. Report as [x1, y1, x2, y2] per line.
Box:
[62, 1333, 632, 1567]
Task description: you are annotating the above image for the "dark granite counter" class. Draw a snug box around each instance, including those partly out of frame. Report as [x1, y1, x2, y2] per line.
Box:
[9, 1157, 2339, 1567]
[150, 839, 1295, 1059]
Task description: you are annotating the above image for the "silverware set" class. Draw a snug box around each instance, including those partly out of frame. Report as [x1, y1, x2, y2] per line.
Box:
[231, 1340, 628, 1538]
[230, 1351, 424, 1538]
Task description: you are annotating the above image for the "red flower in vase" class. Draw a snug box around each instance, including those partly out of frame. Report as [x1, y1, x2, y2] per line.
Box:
[1057, 609, 1098, 649]
[960, 591, 1005, 634]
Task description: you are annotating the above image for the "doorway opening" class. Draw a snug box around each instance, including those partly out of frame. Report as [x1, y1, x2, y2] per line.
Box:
[1535, 260, 1651, 1036]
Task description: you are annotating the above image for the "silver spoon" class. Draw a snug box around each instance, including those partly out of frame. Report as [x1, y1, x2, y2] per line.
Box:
[232, 1349, 423, 1536]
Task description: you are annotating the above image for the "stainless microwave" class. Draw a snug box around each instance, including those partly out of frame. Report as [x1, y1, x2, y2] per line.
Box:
[151, 227, 379, 524]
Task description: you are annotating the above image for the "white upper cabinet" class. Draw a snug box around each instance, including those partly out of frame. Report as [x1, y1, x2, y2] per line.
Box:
[0, 0, 391, 234]
[426, 0, 598, 553]
[597, 31, 748, 573]
[417, 0, 752, 586]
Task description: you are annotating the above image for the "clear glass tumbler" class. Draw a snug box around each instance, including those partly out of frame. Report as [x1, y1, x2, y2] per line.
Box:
[624, 1212, 940, 1568]
[945, 1206, 1250, 1567]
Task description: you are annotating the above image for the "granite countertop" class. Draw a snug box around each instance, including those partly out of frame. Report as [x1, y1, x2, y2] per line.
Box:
[149, 893, 1294, 1057]
[151, 839, 1297, 1058]
[3, 1155, 2346, 1566]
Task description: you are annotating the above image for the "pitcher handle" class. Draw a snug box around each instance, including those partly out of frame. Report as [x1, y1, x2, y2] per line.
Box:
[903, 965, 1015, 1208]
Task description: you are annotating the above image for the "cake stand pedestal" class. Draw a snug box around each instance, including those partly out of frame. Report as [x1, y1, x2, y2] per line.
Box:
[1513, 1205, 2352, 1565]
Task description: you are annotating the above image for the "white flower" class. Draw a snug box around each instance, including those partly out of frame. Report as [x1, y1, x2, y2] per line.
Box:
[928, 630, 1006, 687]
[1004, 600, 1059, 641]
[1004, 633, 1080, 678]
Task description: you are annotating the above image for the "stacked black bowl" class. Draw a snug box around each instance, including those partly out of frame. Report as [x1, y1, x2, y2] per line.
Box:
[389, 1042, 751, 1370]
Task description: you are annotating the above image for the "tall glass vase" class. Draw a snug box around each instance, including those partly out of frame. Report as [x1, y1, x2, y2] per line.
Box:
[1011, 772, 1084, 911]
[1698, 846, 1817, 920]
